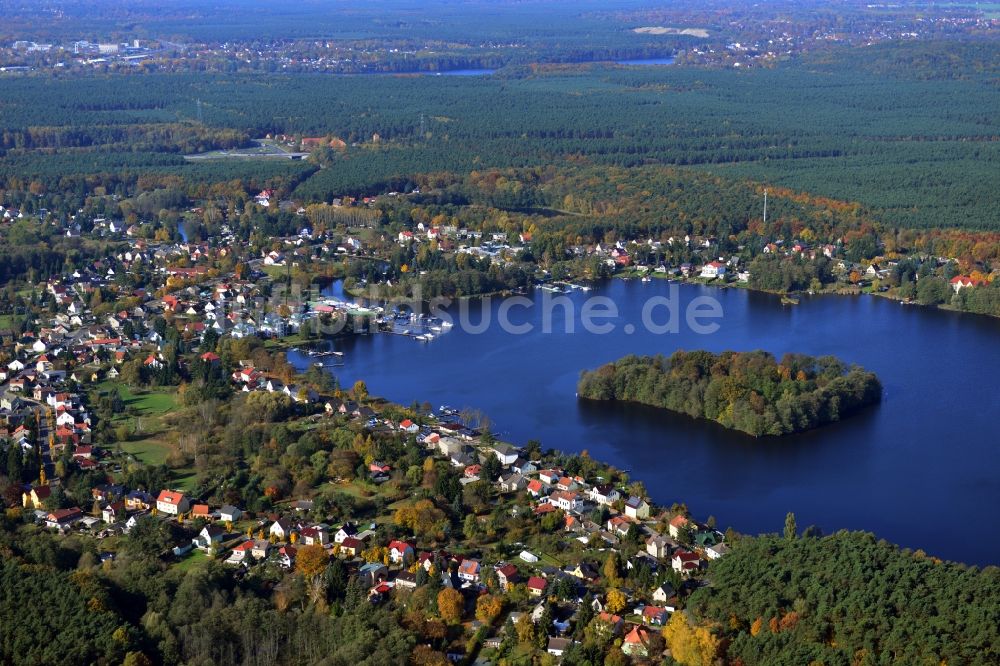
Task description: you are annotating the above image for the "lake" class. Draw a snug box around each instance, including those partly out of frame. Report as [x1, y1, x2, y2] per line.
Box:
[292, 279, 1000, 566]
[616, 57, 676, 66]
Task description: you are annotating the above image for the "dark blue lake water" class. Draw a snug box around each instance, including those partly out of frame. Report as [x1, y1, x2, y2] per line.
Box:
[293, 280, 1000, 566]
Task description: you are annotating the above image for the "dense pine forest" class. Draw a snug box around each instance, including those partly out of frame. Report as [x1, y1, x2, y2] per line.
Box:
[1, 49, 998, 230]
[688, 531, 1000, 665]
[577, 351, 883, 436]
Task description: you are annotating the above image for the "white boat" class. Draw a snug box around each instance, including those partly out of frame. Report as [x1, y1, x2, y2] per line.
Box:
[641, 276, 651, 283]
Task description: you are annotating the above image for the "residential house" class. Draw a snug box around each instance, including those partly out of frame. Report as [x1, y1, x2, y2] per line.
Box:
[101, 501, 126, 524]
[193, 525, 225, 551]
[622, 626, 651, 657]
[156, 490, 190, 516]
[589, 484, 620, 506]
[596, 612, 625, 635]
[299, 525, 329, 546]
[672, 550, 701, 575]
[338, 536, 363, 558]
[652, 583, 675, 604]
[46, 507, 84, 530]
[251, 539, 272, 560]
[457, 558, 481, 583]
[226, 540, 255, 566]
[547, 638, 572, 658]
[277, 545, 296, 568]
[706, 542, 730, 560]
[624, 496, 650, 520]
[550, 490, 581, 513]
[526, 576, 548, 597]
[359, 562, 388, 586]
[642, 606, 669, 626]
[499, 473, 527, 493]
[496, 563, 519, 590]
[388, 540, 415, 564]
[125, 490, 154, 511]
[607, 515, 631, 537]
[395, 571, 418, 590]
[334, 523, 358, 544]
[219, 505, 242, 523]
[492, 442, 520, 465]
[646, 534, 671, 559]
[668, 515, 690, 539]
[269, 518, 293, 541]
[22, 485, 52, 509]
[526, 479, 545, 498]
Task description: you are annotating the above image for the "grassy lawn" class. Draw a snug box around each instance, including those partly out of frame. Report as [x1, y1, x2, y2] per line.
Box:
[538, 551, 564, 568]
[119, 387, 178, 416]
[122, 439, 170, 466]
[173, 549, 208, 572]
[0, 314, 15, 329]
[172, 469, 199, 493]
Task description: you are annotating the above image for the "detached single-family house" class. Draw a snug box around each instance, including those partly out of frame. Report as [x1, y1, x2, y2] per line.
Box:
[46, 507, 84, 530]
[269, 519, 293, 541]
[458, 558, 481, 583]
[492, 442, 520, 465]
[550, 490, 581, 513]
[646, 534, 670, 559]
[642, 606, 669, 626]
[226, 540, 255, 565]
[652, 583, 675, 604]
[496, 563, 519, 589]
[672, 550, 701, 575]
[589, 484, 620, 506]
[668, 515, 690, 539]
[156, 490, 190, 516]
[624, 496, 650, 520]
[622, 626, 651, 657]
[527, 576, 548, 597]
[388, 540, 415, 564]
[193, 524, 225, 551]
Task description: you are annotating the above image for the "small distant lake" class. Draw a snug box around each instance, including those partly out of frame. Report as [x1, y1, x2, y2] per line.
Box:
[348, 68, 496, 77]
[616, 57, 676, 66]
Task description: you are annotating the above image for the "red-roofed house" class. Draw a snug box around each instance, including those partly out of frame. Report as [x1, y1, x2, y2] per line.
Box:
[388, 540, 415, 563]
[156, 490, 190, 516]
[668, 515, 690, 539]
[951, 275, 986, 293]
[622, 626, 651, 657]
[527, 576, 548, 597]
[672, 550, 701, 575]
[496, 563, 519, 589]
[458, 558, 481, 583]
[642, 606, 669, 626]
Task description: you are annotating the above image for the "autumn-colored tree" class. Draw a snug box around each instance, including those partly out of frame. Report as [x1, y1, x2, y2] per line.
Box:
[475, 594, 504, 624]
[779, 611, 800, 632]
[605, 588, 627, 614]
[352, 380, 368, 402]
[750, 616, 764, 637]
[662, 612, 720, 666]
[411, 645, 449, 666]
[604, 647, 628, 666]
[394, 499, 446, 539]
[514, 612, 535, 644]
[438, 588, 464, 624]
[603, 552, 621, 586]
[296, 544, 329, 578]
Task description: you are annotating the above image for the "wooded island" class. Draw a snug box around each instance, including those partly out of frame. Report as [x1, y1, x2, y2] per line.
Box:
[578, 351, 882, 436]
